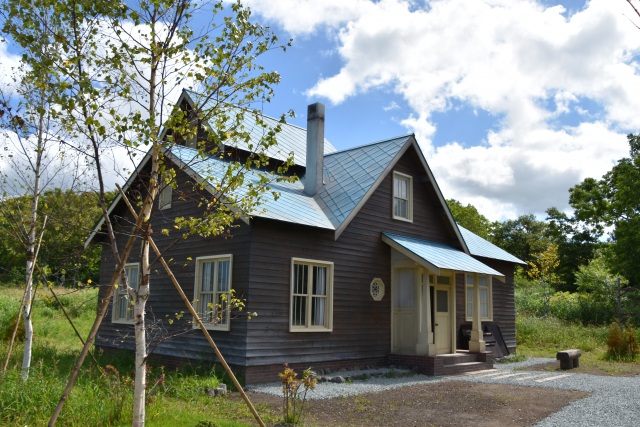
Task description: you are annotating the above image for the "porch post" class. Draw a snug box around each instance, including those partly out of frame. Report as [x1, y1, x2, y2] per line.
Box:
[469, 273, 486, 352]
[416, 268, 429, 355]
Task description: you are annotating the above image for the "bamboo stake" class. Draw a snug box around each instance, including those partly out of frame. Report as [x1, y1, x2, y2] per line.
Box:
[118, 185, 265, 427]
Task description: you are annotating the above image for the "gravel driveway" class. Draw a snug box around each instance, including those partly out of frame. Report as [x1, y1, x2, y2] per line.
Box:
[249, 357, 640, 426]
[456, 357, 640, 427]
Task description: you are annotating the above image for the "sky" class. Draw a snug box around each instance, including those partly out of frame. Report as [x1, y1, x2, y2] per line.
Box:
[1, 0, 640, 222]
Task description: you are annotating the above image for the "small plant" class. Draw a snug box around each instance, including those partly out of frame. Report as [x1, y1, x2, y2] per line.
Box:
[278, 363, 317, 425]
[497, 352, 527, 364]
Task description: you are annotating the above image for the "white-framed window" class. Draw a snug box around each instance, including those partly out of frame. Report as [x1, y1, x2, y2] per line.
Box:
[290, 258, 334, 332]
[112, 263, 139, 324]
[393, 171, 413, 222]
[158, 183, 172, 210]
[194, 255, 232, 331]
[465, 274, 492, 321]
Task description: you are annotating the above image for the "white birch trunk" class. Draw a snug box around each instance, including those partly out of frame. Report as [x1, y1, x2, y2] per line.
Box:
[21, 97, 44, 381]
[132, 241, 150, 426]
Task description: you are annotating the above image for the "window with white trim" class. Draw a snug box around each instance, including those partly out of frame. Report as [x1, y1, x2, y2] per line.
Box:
[158, 183, 172, 210]
[290, 258, 333, 332]
[112, 263, 139, 324]
[194, 255, 233, 331]
[465, 274, 492, 321]
[393, 172, 413, 221]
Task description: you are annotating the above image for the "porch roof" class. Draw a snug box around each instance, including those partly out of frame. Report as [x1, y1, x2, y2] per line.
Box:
[382, 233, 504, 278]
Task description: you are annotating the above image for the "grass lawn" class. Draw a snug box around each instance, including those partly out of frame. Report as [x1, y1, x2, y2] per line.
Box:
[1, 285, 277, 426]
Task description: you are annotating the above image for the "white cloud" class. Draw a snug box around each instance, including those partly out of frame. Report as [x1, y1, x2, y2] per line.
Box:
[250, 0, 640, 220]
[0, 40, 22, 93]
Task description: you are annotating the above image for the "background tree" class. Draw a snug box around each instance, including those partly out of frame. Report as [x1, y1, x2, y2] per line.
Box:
[447, 198, 492, 239]
[545, 207, 601, 292]
[568, 134, 640, 288]
[0, 55, 86, 379]
[490, 214, 550, 266]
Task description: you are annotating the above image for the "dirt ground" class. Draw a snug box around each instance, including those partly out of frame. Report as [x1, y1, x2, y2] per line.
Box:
[244, 380, 589, 427]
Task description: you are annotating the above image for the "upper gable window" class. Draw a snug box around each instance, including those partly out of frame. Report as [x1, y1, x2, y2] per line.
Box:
[393, 172, 413, 222]
[159, 183, 172, 210]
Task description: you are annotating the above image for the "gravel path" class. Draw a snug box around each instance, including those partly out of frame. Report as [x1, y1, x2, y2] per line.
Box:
[458, 357, 640, 427]
[249, 358, 640, 426]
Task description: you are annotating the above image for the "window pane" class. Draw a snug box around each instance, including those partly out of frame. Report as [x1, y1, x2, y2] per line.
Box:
[436, 290, 448, 313]
[466, 274, 474, 285]
[466, 287, 474, 317]
[480, 288, 489, 318]
[201, 293, 214, 323]
[313, 266, 327, 296]
[217, 260, 230, 292]
[217, 292, 229, 325]
[202, 262, 214, 292]
[293, 295, 306, 325]
[394, 199, 407, 218]
[294, 264, 308, 295]
[312, 296, 326, 326]
[479, 276, 488, 287]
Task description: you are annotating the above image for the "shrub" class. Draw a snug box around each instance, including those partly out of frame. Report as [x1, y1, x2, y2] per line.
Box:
[279, 363, 317, 425]
[607, 321, 639, 360]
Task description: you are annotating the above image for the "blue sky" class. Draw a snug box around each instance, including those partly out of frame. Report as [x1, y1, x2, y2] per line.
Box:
[2, 0, 640, 221]
[240, 0, 640, 220]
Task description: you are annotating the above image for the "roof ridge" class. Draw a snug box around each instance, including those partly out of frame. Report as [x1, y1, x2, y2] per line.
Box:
[325, 134, 414, 157]
[182, 88, 306, 131]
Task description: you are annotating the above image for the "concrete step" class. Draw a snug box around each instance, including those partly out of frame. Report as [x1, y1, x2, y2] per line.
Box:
[436, 361, 490, 376]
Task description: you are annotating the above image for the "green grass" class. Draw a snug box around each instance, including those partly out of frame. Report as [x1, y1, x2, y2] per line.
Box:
[0, 285, 279, 426]
[516, 313, 640, 376]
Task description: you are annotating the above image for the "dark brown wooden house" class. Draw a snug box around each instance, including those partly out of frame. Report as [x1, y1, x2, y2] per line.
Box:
[88, 92, 524, 385]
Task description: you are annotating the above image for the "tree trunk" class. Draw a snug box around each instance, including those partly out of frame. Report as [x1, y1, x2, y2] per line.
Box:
[21, 97, 45, 381]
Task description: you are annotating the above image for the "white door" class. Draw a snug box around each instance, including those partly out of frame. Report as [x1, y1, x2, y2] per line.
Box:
[434, 287, 451, 354]
[392, 268, 417, 354]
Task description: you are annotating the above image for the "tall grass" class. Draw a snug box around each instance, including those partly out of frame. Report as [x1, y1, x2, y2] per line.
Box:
[517, 314, 609, 356]
[0, 285, 276, 426]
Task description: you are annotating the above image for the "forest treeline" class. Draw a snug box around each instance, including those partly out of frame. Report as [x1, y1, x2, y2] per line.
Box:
[449, 134, 640, 325]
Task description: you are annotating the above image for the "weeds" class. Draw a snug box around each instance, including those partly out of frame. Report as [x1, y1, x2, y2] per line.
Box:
[606, 321, 639, 360]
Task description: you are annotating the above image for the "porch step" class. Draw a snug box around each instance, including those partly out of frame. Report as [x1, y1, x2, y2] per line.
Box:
[437, 361, 490, 376]
[439, 352, 478, 366]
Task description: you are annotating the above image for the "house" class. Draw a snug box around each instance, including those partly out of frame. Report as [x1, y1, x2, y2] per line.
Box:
[88, 91, 525, 384]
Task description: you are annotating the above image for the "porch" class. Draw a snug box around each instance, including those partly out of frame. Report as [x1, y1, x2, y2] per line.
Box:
[389, 350, 494, 376]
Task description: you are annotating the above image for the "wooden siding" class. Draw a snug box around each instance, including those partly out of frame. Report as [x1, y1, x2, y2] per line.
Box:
[244, 145, 462, 367]
[96, 166, 252, 366]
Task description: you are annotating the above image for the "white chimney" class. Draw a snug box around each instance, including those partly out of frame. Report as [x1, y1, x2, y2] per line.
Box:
[304, 103, 325, 196]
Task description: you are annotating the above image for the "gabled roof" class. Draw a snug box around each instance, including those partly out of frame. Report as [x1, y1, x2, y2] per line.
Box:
[382, 232, 504, 278]
[87, 98, 500, 263]
[179, 90, 336, 167]
[458, 225, 526, 265]
[318, 136, 411, 227]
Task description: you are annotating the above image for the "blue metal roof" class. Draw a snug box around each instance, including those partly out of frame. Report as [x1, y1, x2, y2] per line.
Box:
[168, 145, 335, 229]
[458, 225, 526, 264]
[317, 136, 411, 226]
[182, 90, 336, 167]
[382, 232, 504, 276]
